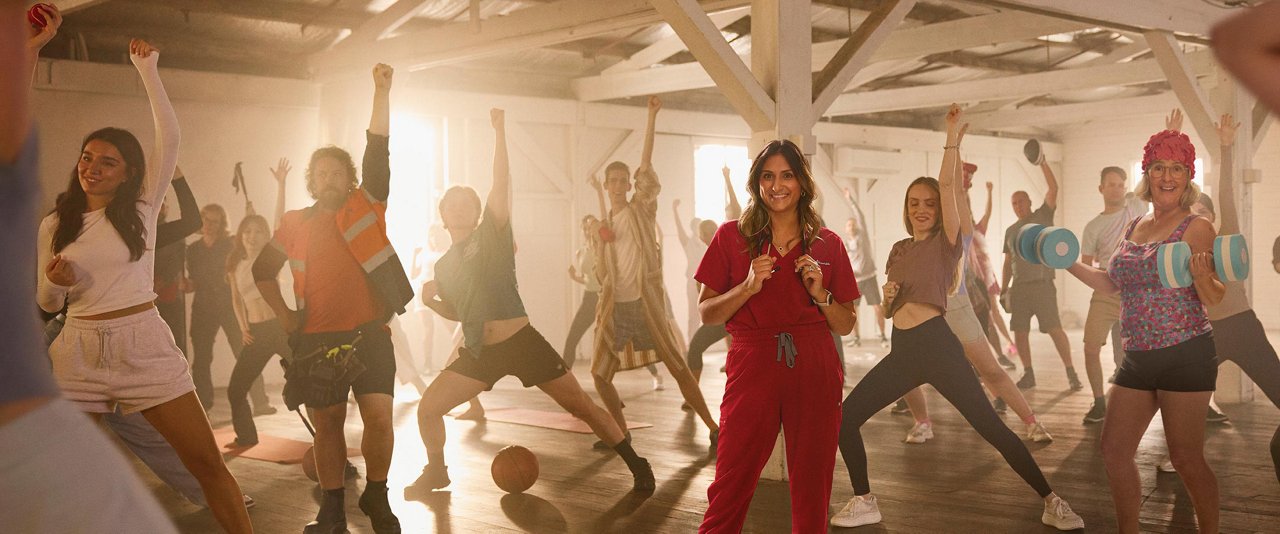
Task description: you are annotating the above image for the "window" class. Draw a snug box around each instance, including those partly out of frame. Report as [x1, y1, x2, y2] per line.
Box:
[693, 143, 750, 222]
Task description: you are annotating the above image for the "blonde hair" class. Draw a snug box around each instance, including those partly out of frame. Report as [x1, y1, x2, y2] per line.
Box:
[738, 140, 823, 254]
[1136, 168, 1201, 209]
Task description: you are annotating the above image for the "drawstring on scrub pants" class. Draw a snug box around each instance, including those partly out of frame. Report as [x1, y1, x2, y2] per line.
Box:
[775, 332, 797, 368]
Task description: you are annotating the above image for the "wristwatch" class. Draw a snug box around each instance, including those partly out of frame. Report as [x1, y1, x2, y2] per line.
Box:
[812, 290, 833, 307]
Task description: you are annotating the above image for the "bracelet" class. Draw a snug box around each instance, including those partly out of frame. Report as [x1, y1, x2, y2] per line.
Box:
[943, 144, 960, 150]
[811, 290, 833, 307]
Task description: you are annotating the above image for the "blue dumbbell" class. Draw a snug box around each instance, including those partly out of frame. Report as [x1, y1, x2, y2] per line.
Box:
[1156, 235, 1250, 289]
[1016, 224, 1079, 269]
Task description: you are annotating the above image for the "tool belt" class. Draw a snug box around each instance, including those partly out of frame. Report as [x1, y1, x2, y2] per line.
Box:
[282, 323, 380, 410]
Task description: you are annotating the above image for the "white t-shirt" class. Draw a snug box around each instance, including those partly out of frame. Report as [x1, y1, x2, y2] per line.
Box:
[1081, 194, 1147, 270]
[234, 257, 276, 324]
[610, 205, 644, 302]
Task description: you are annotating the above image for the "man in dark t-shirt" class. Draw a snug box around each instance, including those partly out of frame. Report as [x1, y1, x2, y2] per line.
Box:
[1001, 159, 1079, 390]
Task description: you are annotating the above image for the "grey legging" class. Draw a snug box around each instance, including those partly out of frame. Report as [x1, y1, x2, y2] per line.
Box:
[839, 316, 1052, 497]
[1211, 309, 1280, 484]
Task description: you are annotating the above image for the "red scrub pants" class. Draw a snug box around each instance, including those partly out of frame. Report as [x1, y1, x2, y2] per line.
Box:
[700, 323, 844, 533]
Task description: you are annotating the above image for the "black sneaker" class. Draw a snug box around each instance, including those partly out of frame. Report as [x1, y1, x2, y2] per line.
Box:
[359, 487, 402, 534]
[890, 399, 911, 415]
[1206, 405, 1230, 423]
[993, 398, 1007, 414]
[417, 464, 450, 490]
[1016, 372, 1036, 389]
[997, 353, 1017, 370]
[1082, 402, 1105, 424]
[632, 458, 656, 492]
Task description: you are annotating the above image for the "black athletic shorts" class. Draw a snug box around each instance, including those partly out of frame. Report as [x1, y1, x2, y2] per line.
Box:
[285, 326, 396, 409]
[1114, 332, 1217, 392]
[447, 325, 568, 390]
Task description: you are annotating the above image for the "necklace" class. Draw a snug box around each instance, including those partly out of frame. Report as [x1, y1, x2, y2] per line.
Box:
[772, 235, 799, 256]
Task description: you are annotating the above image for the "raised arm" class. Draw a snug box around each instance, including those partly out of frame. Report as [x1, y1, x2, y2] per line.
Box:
[20, 2, 59, 97]
[976, 181, 993, 233]
[939, 104, 968, 244]
[672, 199, 689, 248]
[588, 173, 607, 219]
[270, 157, 290, 227]
[129, 39, 180, 210]
[1216, 114, 1241, 235]
[1212, 2, 1280, 115]
[363, 64, 393, 202]
[155, 169, 201, 249]
[1039, 160, 1059, 210]
[486, 108, 511, 226]
[8, 2, 52, 161]
[723, 165, 742, 220]
[638, 96, 661, 173]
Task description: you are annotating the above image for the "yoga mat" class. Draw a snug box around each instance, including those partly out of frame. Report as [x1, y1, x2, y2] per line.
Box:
[481, 407, 652, 434]
[214, 426, 360, 464]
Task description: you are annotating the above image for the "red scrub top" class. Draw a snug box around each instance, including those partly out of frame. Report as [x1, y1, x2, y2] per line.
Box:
[695, 221, 859, 334]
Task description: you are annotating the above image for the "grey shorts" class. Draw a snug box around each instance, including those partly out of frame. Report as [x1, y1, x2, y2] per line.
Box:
[856, 275, 882, 306]
[1008, 281, 1061, 333]
[50, 308, 195, 414]
[945, 292, 987, 343]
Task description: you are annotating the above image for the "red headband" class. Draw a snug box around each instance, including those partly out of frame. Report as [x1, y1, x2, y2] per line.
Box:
[1142, 130, 1196, 179]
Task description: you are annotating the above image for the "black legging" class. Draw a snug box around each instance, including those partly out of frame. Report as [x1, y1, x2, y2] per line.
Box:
[562, 291, 598, 370]
[686, 323, 728, 371]
[190, 297, 266, 410]
[228, 319, 291, 443]
[839, 316, 1052, 497]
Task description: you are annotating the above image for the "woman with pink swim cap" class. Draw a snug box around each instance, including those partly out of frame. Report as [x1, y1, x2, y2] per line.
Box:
[1064, 124, 1226, 533]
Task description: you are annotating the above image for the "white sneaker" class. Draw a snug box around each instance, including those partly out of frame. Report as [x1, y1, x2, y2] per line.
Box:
[1158, 457, 1177, 473]
[830, 494, 883, 528]
[652, 374, 665, 391]
[904, 422, 933, 444]
[1026, 422, 1054, 443]
[1041, 494, 1084, 530]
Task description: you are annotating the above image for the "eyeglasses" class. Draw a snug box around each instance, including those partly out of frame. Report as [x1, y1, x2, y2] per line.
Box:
[1147, 163, 1188, 177]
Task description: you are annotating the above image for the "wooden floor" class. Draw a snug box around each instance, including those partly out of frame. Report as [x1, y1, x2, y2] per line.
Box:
[135, 328, 1280, 533]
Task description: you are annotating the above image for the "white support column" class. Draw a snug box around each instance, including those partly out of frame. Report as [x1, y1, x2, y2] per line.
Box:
[810, 0, 916, 125]
[651, 0, 776, 131]
[749, 0, 814, 154]
[1145, 30, 1220, 160]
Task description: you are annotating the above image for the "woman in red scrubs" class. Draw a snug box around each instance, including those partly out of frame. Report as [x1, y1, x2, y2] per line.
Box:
[696, 139, 859, 533]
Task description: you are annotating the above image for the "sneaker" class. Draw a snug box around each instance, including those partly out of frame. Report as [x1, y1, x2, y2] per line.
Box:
[253, 405, 279, 417]
[1082, 402, 1105, 424]
[632, 458, 656, 492]
[890, 399, 911, 415]
[1026, 422, 1053, 443]
[1206, 405, 1230, 423]
[1041, 494, 1085, 530]
[1067, 371, 1083, 391]
[359, 486, 402, 534]
[418, 464, 450, 490]
[879, 336, 889, 348]
[997, 353, 1017, 370]
[1016, 372, 1036, 389]
[243, 494, 256, 509]
[904, 422, 933, 444]
[1158, 458, 1177, 473]
[993, 398, 1007, 415]
[652, 374, 665, 391]
[680, 402, 691, 411]
[831, 494, 883, 528]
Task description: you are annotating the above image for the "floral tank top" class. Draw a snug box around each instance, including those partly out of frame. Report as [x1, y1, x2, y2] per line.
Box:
[1108, 214, 1211, 351]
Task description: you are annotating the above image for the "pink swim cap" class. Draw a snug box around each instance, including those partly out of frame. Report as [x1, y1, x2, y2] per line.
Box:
[1142, 130, 1196, 179]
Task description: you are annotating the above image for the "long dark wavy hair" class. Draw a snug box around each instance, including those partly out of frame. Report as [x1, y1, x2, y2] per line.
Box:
[737, 139, 823, 255]
[52, 128, 147, 261]
[226, 214, 271, 275]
